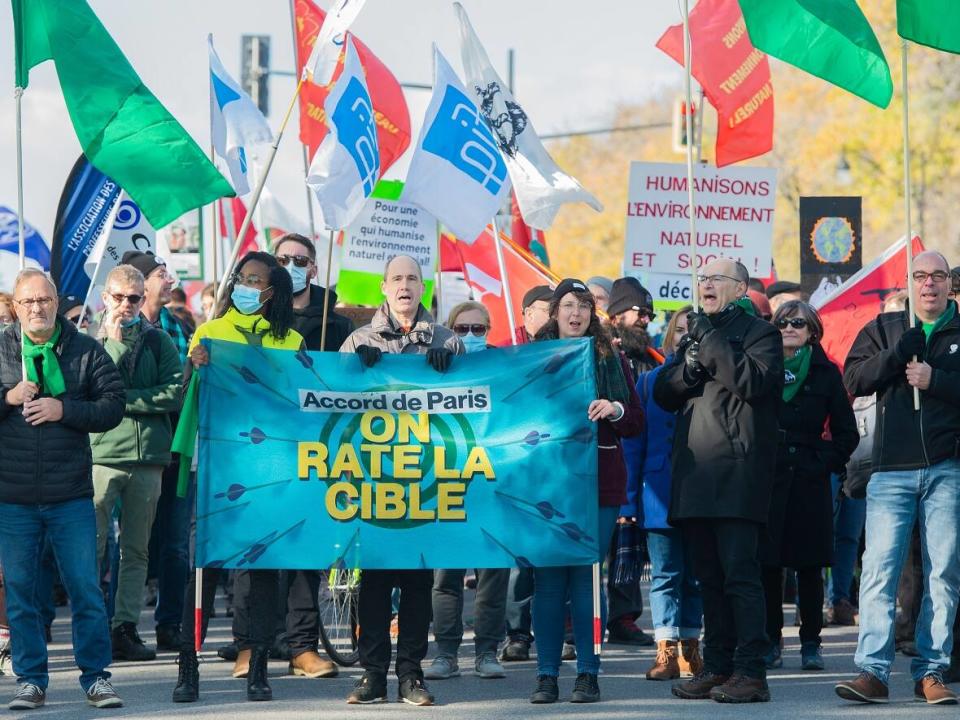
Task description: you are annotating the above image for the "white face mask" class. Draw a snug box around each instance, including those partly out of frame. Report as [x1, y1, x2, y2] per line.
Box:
[286, 264, 309, 294]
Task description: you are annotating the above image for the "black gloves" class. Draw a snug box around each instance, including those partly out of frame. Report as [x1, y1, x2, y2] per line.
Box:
[685, 311, 714, 342]
[895, 326, 925, 363]
[426, 347, 453, 372]
[355, 345, 382, 368]
[684, 341, 702, 374]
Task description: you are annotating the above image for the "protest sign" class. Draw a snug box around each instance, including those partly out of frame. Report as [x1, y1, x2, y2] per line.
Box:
[196, 338, 599, 569]
[799, 196, 862, 305]
[156, 210, 204, 280]
[624, 161, 776, 278]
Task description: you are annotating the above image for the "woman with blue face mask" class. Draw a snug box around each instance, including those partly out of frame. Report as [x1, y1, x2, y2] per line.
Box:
[445, 301, 491, 354]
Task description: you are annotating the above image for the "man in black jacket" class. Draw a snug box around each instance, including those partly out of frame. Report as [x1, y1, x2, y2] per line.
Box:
[0, 270, 125, 710]
[654, 259, 783, 704]
[835, 251, 960, 706]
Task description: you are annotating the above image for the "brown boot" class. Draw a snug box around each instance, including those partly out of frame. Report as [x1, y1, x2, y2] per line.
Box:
[709, 674, 770, 703]
[232, 648, 251, 679]
[646, 640, 680, 681]
[671, 671, 729, 700]
[678, 638, 703, 678]
[835, 671, 889, 703]
[289, 650, 339, 678]
[915, 675, 959, 705]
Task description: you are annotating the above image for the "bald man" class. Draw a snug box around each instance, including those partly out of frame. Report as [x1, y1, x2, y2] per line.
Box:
[837, 251, 960, 705]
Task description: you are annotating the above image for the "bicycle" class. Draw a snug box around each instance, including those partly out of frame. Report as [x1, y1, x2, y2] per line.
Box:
[318, 567, 361, 666]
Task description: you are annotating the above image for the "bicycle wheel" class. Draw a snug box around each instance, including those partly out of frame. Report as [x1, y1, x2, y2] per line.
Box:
[318, 568, 361, 666]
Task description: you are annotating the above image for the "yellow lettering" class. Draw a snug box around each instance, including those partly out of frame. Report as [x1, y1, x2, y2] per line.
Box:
[360, 444, 390, 478]
[393, 445, 422, 479]
[461, 447, 495, 480]
[325, 482, 358, 521]
[397, 413, 430, 443]
[330, 444, 363, 477]
[433, 446, 461, 479]
[298, 442, 328, 479]
[407, 484, 435, 520]
[376, 483, 406, 519]
[360, 411, 395, 443]
[361, 480, 373, 520]
[438, 483, 467, 520]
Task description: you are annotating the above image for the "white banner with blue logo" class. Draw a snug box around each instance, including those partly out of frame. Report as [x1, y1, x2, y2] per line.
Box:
[403, 46, 511, 243]
[83, 191, 157, 289]
[306, 36, 381, 231]
[209, 36, 274, 197]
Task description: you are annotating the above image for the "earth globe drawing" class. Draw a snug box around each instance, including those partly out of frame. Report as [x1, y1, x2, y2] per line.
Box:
[810, 217, 855, 264]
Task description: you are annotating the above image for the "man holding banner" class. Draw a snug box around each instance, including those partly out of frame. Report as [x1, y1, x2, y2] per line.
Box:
[340, 255, 463, 706]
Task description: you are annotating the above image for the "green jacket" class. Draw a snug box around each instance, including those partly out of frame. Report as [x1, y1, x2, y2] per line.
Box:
[90, 319, 183, 466]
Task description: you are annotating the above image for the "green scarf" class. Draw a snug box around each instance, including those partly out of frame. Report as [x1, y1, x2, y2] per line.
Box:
[596, 352, 630, 405]
[22, 321, 66, 397]
[782, 345, 812, 403]
[920, 302, 956, 344]
[734, 296, 757, 316]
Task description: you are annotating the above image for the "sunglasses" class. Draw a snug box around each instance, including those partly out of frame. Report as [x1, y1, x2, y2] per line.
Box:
[453, 323, 488, 337]
[775, 317, 808, 330]
[109, 293, 143, 305]
[276, 254, 312, 268]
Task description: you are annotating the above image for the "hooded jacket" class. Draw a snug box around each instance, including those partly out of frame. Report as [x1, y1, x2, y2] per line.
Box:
[292, 285, 354, 352]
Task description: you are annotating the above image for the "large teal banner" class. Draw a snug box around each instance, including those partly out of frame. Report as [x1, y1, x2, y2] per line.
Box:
[196, 338, 599, 569]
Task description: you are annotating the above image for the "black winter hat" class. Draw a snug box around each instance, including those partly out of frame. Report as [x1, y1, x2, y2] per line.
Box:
[606, 277, 653, 317]
[120, 251, 166, 280]
[521, 285, 553, 310]
[552, 278, 590, 302]
[765, 280, 802, 299]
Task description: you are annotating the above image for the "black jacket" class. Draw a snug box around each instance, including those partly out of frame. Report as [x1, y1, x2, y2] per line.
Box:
[763, 344, 859, 568]
[293, 285, 354, 352]
[654, 305, 783, 524]
[843, 303, 960, 472]
[0, 319, 125, 505]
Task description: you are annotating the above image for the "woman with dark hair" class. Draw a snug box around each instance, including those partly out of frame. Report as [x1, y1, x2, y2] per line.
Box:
[761, 300, 858, 671]
[528, 279, 643, 704]
[172, 252, 304, 704]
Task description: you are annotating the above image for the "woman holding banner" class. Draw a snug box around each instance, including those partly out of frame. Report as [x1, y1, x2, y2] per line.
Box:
[172, 251, 303, 704]
[529, 279, 643, 704]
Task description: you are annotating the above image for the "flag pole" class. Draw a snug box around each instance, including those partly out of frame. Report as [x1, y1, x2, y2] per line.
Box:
[214, 77, 305, 309]
[491, 217, 518, 344]
[319, 230, 335, 350]
[901, 40, 920, 412]
[435, 222, 443, 320]
[16, 85, 27, 382]
[592, 561, 602, 655]
[682, 0, 699, 312]
[287, 0, 320, 248]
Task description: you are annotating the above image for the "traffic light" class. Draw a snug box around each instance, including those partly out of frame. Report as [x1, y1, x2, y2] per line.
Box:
[241, 35, 270, 116]
[672, 96, 697, 154]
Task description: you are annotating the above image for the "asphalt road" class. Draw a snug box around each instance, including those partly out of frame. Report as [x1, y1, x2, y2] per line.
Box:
[2, 590, 953, 719]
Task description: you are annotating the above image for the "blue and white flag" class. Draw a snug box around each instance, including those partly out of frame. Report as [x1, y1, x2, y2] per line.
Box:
[209, 36, 274, 196]
[303, 0, 368, 86]
[403, 46, 510, 243]
[306, 36, 381, 231]
[0, 206, 51, 291]
[83, 191, 157, 289]
[454, 3, 602, 230]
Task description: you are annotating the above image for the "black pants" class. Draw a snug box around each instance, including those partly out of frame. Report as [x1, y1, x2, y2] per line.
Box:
[762, 566, 823, 646]
[233, 569, 321, 658]
[358, 569, 432, 679]
[684, 518, 768, 678]
[505, 567, 534, 643]
[179, 568, 278, 652]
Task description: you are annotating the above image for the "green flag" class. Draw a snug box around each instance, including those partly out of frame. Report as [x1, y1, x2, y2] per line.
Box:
[738, 0, 893, 109]
[898, 0, 960, 53]
[12, 0, 234, 228]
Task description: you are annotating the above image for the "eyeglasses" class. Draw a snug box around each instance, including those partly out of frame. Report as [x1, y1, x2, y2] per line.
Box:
[15, 297, 55, 309]
[775, 317, 808, 330]
[276, 254, 312, 268]
[912, 270, 949, 284]
[108, 292, 143, 305]
[559, 301, 593, 313]
[453, 323, 488, 337]
[231, 272, 266, 287]
[638, 308, 657, 321]
[697, 274, 742, 285]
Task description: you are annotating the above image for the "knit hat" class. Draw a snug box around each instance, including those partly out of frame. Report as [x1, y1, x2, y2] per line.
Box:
[606, 277, 653, 318]
[553, 278, 590, 302]
[121, 251, 166, 280]
[586, 276, 613, 295]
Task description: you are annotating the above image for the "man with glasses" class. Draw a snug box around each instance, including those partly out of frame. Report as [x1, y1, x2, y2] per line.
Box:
[91, 265, 183, 663]
[836, 251, 960, 705]
[0, 269, 125, 710]
[655, 258, 783, 703]
[514, 285, 552, 345]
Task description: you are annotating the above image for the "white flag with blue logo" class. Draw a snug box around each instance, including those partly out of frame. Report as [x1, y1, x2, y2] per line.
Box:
[403, 46, 510, 243]
[306, 36, 381, 231]
[454, 3, 602, 230]
[209, 36, 274, 196]
[303, 0, 368, 86]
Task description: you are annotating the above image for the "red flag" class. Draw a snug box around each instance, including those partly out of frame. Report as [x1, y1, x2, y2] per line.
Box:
[453, 226, 556, 347]
[657, 0, 774, 166]
[815, 236, 924, 366]
[294, 0, 411, 174]
[510, 192, 549, 265]
[219, 197, 260, 258]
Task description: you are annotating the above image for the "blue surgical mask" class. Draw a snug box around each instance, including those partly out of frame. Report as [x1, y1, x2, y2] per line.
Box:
[286, 264, 309, 294]
[120, 316, 141, 328]
[461, 334, 487, 354]
[231, 285, 266, 315]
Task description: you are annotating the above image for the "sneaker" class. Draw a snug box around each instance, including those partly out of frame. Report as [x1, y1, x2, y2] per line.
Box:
[801, 641, 824, 671]
[398, 675, 434, 706]
[111, 622, 156, 662]
[835, 671, 889, 703]
[501, 639, 530, 662]
[85, 677, 124, 708]
[561, 642, 577, 661]
[826, 598, 858, 626]
[709, 674, 770, 703]
[475, 651, 506, 679]
[763, 643, 782, 669]
[530, 674, 559, 704]
[424, 654, 460, 680]
[570, 672, 600, 703]
[155, 624, 182, 652]
[915, 674, 959, 705]
[672, 671, 730, 700]
[8, 684, 45, 710]
[607, 616, 655, 646]
[346, 672, 387, 704]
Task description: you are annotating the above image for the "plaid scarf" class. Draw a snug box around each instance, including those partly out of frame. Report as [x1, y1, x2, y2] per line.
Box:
[156, 306, 191, 365]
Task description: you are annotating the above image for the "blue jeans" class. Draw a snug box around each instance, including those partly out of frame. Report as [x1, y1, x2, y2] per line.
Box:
[855, 459, 960, 684]
[532, 507, 617, 676]
[647, 528, 703, 641]
[828, 474, 866, 606]
[0, 498, 113, 691]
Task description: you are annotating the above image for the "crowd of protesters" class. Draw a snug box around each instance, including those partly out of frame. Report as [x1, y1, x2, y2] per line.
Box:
[0, 237, 959, 711]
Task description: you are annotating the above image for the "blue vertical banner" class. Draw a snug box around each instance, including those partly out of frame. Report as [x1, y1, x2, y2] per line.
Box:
[196, 338, 600, 570]
[50, 155, 121, 298]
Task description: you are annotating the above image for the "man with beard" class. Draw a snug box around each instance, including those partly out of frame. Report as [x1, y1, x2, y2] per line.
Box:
[607, 277, 659, 378]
